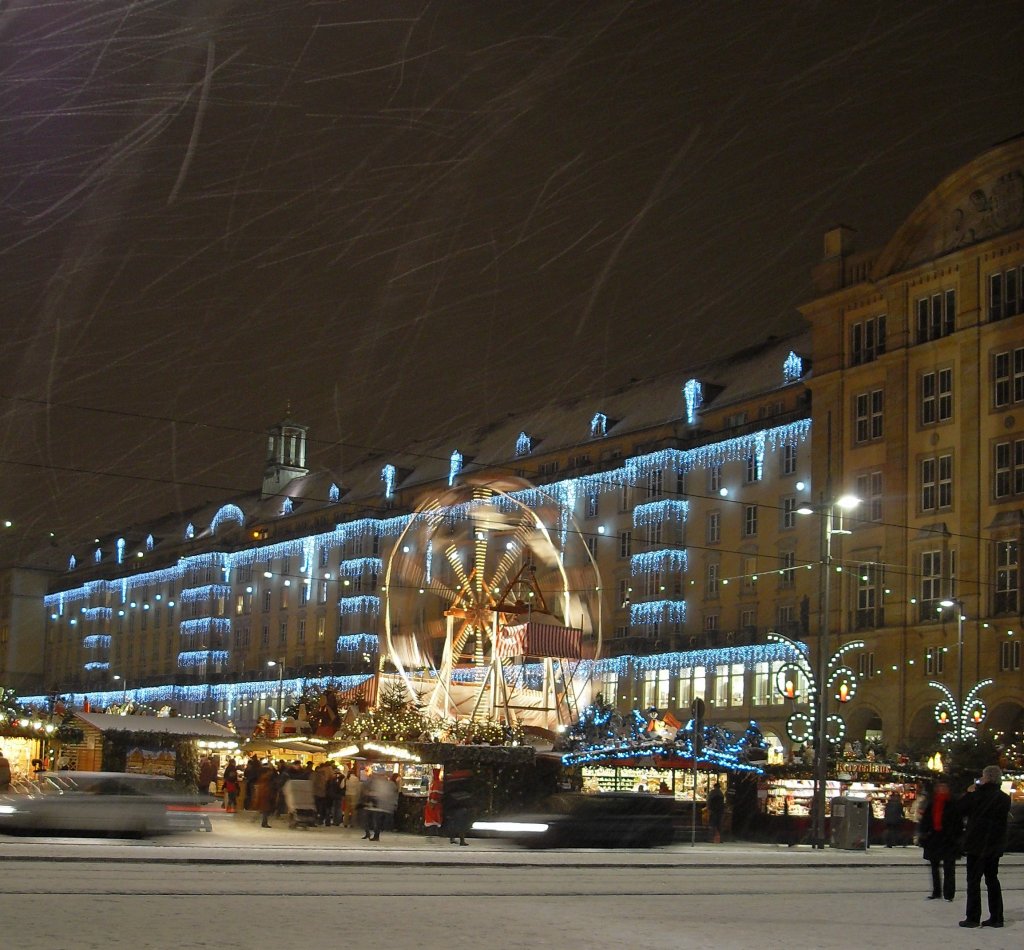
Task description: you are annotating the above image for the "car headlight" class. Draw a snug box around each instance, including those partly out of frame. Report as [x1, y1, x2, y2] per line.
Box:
[472, 820, 549, 834]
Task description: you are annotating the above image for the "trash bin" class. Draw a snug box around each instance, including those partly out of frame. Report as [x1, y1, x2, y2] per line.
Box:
[830, 796, 870, 850]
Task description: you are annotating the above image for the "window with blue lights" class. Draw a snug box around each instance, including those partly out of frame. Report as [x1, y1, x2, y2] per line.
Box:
[590, 412, 608, 438]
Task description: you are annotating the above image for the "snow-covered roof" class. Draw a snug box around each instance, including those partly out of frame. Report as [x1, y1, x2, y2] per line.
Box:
[74, 712, 237, 739]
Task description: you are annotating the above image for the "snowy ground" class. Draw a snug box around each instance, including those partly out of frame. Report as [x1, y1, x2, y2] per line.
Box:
[2, 814, 1020, 950]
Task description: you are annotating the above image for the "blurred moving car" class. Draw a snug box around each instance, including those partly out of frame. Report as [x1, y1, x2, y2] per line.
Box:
[472, 792, 675, 848]
[0, 772, 209, 837]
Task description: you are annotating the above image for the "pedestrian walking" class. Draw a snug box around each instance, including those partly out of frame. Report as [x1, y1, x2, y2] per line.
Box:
[343, 768, 362, 827]
[884, 790, 905, 847]
[707, 782, 725, 843]
[918, 781, 959, 902]
[362, 771, 398, 841]
[326, 766, 345, 827]
[443, 769, 475, 846]
[423, 767, 443, 836]
[253, 762, 278, 829]
[222, 758, 239, 813]
[958, 765, 1011, 929]
[198, 755, 217, 795]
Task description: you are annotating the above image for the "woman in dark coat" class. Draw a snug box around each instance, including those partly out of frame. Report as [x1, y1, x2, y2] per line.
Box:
[918, 781, 960, 901]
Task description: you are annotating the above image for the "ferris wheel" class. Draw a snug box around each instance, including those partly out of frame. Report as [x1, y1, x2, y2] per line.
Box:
[383, 476, 602, 726]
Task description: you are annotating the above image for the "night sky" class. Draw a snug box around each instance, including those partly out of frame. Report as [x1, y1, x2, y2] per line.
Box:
[2, 0, 1022, 566]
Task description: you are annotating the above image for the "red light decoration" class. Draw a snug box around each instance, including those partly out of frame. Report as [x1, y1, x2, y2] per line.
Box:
[784, 679, 795, 699]
[838, 683, 849, 703]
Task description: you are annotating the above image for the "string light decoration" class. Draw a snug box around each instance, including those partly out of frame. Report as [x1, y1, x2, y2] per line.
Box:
[20, 673, 373, 713]
[449, 450, 463, 486]
[515, 431, 533, 457]
[211, 504, 245, 533]
[335, 634, 378, 653]
[83, 661, 110, 671]
[338, 557, 382, 577]
[180, 585, 231, 603]
[281, 497, 293, 515]
[339, 595, 380, 615]
[631, 549, 688, 575]
[783, 351, 804, 384]
[185, 523, 195, 540]
[767, 632, 863, 747]
[179, 618, 231, 636]
[177, 650, 229, 668]
[82, 635, 112, 649]
[633, 499, 689, 527]
[592, 640, 803, 677]
[590, 412, 608, 438]
[930, 678, 994, 744]
[382, 464, 397, 499]
[683, 378, 703, 424]
[68, 554, 76, 570]
[81, 607, 112, 620]
[116, 538, 125, 564]
[629, 600, 686, 625]
[146, 534, 154, 551]
[329, 483, 340, 503]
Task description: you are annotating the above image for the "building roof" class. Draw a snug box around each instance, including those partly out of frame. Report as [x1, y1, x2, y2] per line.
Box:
[74, 712, 237, 739]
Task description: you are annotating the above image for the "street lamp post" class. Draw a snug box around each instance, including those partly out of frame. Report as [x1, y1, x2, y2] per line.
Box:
[798, 494, 859, 849]
[112, 674, 127, 705]
[267, 658, 285, 718]
[939, 599, 965, 742]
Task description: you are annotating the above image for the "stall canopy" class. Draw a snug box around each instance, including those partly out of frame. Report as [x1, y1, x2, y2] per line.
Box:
[74, 712, 238, 740]
[496, 621, 582, 659]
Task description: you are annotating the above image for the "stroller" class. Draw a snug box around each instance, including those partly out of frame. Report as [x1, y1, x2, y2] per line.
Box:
[282, 779, 318, 829]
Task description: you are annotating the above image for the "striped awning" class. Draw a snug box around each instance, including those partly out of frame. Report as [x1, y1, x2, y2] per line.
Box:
[496, 621, 582, 659]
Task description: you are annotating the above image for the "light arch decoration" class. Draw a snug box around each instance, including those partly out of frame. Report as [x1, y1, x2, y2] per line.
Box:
[211, 504, 245, 534]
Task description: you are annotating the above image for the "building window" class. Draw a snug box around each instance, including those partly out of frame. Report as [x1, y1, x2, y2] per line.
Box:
[297, 619, 306, 645]
[619, 484, 631, 512]
[263, 590, 272, 613]
[704, 613, 719, 634]
[619, 531, 632, 558]
[1000, 640, 1022, 672]
[647, 470, 663, 498]
[920, 454, 953, 512]
[316, 616, 326, 641]
[920, 551, 944, 621]
[707, 511, 721, 544]
[856, 471, 884, 523]
[989, 265, 1023, 322]
[925, 646, 945, 675]
[743, 504, 758, 537]
[278, 621, 288, 645]
[855, 389, 884, 443]
[585, 493, 599, 519]
[856, 562, 884, 630]
[921, 369, 953, 425]
[782, 496, 797, 530]
[993, 347, 1024, 408]
[782, 442, 798, 476]
[708, 464, 722, 494]
[994, 438, 1024, 499]
[745, 453, 762, 483]
[994, 540, 1019, 614]
[741, 556, 757, 591]
[850, 314, 886, 366]
[857, 651, 875, 679]
[585, 536, 598, 559]
[618, 580, 630, 608]
[706, 563, 720, 598]
[916, 289, 956, 343]
[299, 582, 309, 606]
[779, 551, 796, 589]
[261, 624, 270, 646]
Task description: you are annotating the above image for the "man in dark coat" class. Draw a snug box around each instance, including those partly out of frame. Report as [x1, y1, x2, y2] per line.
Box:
[707, 782, 725, 843]
[958, 765, 1011, 929]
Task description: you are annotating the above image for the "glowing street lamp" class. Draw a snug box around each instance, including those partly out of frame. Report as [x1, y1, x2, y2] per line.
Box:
[796, 492, 860, 850]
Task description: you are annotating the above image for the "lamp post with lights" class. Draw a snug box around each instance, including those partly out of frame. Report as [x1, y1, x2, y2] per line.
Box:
[266, 658, 285, 719]
[939, 598, 965, 742]
[797, 493, 860, 849]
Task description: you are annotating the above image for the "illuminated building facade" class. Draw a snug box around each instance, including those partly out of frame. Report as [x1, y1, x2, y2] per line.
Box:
[801, 135, 1024, 750]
